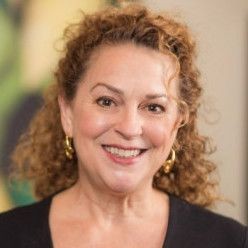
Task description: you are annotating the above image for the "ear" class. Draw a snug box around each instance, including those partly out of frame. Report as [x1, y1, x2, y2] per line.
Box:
[58, 95, 73, 137]
[173, 101, 189, 131]
[172, 113, 183, 133]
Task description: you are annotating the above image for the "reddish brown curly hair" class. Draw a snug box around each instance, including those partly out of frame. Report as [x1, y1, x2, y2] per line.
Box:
[12, 4, 218, 207]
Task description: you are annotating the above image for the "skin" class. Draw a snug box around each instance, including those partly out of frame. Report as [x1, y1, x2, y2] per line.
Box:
[51, 43, 181, 248]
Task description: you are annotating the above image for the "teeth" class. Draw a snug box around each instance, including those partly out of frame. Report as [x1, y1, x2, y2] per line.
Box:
[104, 146, 141, 158]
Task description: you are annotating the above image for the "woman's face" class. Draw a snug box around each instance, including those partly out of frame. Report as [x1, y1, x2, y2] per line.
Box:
[59, 43, 181, 194]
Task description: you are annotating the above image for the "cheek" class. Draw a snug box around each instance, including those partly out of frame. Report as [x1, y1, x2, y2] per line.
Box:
[145, 120, 176, 149]
[72, 109, 112, 139]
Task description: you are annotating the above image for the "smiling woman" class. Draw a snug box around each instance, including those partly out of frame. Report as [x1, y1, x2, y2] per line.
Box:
[58, 43, 180, 196]
[0, 3, 247, 248]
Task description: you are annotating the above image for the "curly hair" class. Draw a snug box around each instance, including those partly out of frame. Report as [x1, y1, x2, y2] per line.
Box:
[12, 4, 218, 207]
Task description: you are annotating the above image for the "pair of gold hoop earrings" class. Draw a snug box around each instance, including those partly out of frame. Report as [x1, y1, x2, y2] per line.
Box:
[63, 136, 176, 173]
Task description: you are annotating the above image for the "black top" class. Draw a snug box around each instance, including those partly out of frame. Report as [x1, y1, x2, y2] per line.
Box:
[0, 194, 247, 248]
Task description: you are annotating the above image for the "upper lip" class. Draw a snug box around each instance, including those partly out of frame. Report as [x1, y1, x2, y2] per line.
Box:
[102, 144, 147, 150]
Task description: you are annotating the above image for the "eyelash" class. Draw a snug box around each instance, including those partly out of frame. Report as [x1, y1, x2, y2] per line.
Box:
[96, 96, 116, 107]
[146, 103, 166, 114]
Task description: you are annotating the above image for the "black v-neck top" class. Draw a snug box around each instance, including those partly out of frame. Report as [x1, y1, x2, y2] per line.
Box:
[0, 194, 247, 248]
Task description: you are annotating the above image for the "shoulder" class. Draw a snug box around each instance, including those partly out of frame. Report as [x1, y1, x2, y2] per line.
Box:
[0, 197, 51, 229]
[168, 195, 248, 248]
[0, 197, 52, 248]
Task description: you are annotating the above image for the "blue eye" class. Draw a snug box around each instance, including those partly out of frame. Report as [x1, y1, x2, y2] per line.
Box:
[96, 97, 115, 107]
[147, 104, 165, 113]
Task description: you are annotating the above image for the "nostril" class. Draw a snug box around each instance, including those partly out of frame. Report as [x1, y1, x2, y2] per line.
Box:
[114, 121, 143, 138]
[114, 127, 143, 139]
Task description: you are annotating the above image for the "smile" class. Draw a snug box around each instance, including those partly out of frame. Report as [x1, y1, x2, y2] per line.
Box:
[103, 145, 145, 158]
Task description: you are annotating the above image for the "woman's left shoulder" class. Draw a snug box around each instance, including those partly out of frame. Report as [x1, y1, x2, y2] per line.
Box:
[169, 195, 248, 248]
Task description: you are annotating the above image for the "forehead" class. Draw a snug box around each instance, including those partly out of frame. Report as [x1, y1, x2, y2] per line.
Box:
[80, 43, 178, 94]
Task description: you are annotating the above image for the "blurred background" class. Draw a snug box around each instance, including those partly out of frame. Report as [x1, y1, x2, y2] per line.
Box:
[0, 0, 247, 224]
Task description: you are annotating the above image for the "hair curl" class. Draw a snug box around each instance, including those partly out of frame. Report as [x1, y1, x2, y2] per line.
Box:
[12, 4, 218, 207]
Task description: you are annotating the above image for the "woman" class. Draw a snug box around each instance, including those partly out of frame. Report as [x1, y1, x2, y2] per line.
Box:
[0, 4, 247, 248]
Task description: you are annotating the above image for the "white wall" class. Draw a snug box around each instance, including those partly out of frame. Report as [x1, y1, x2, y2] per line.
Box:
[142, 0, 248, 224]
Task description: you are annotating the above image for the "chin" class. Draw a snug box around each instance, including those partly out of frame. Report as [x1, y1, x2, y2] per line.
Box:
[104, 174, 145, 195]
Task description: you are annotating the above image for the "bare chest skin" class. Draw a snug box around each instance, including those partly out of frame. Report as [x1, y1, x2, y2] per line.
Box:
[49, 191, 169, 248]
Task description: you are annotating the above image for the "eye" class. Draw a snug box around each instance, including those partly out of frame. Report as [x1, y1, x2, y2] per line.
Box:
[147, 103, 165, 114]
[96, 96, 116, 107]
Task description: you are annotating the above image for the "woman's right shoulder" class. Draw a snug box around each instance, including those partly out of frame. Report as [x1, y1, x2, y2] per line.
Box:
[0, 197, 52, 248]
[0, 197, 51, 224]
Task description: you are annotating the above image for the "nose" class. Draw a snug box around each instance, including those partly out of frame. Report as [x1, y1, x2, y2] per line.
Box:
[114, 106, 143, 139]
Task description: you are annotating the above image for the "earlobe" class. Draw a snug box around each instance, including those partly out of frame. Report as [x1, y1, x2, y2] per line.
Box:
[58, 95, 73, 137]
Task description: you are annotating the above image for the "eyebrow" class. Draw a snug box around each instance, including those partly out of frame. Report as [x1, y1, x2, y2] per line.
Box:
[90, 82, 124, 95]
[145, 93, 167, 99]
[90, 82, 167, 99]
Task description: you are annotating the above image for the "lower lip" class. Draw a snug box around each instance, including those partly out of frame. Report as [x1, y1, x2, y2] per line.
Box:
[103, 147, 143, 165]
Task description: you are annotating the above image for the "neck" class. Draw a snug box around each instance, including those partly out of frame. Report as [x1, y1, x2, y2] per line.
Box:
[62, 178, 168, 225]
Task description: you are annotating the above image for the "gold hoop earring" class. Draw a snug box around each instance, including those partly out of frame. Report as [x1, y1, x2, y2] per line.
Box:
[163, 149, 176, 174]
[64, 136, 74, 160]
